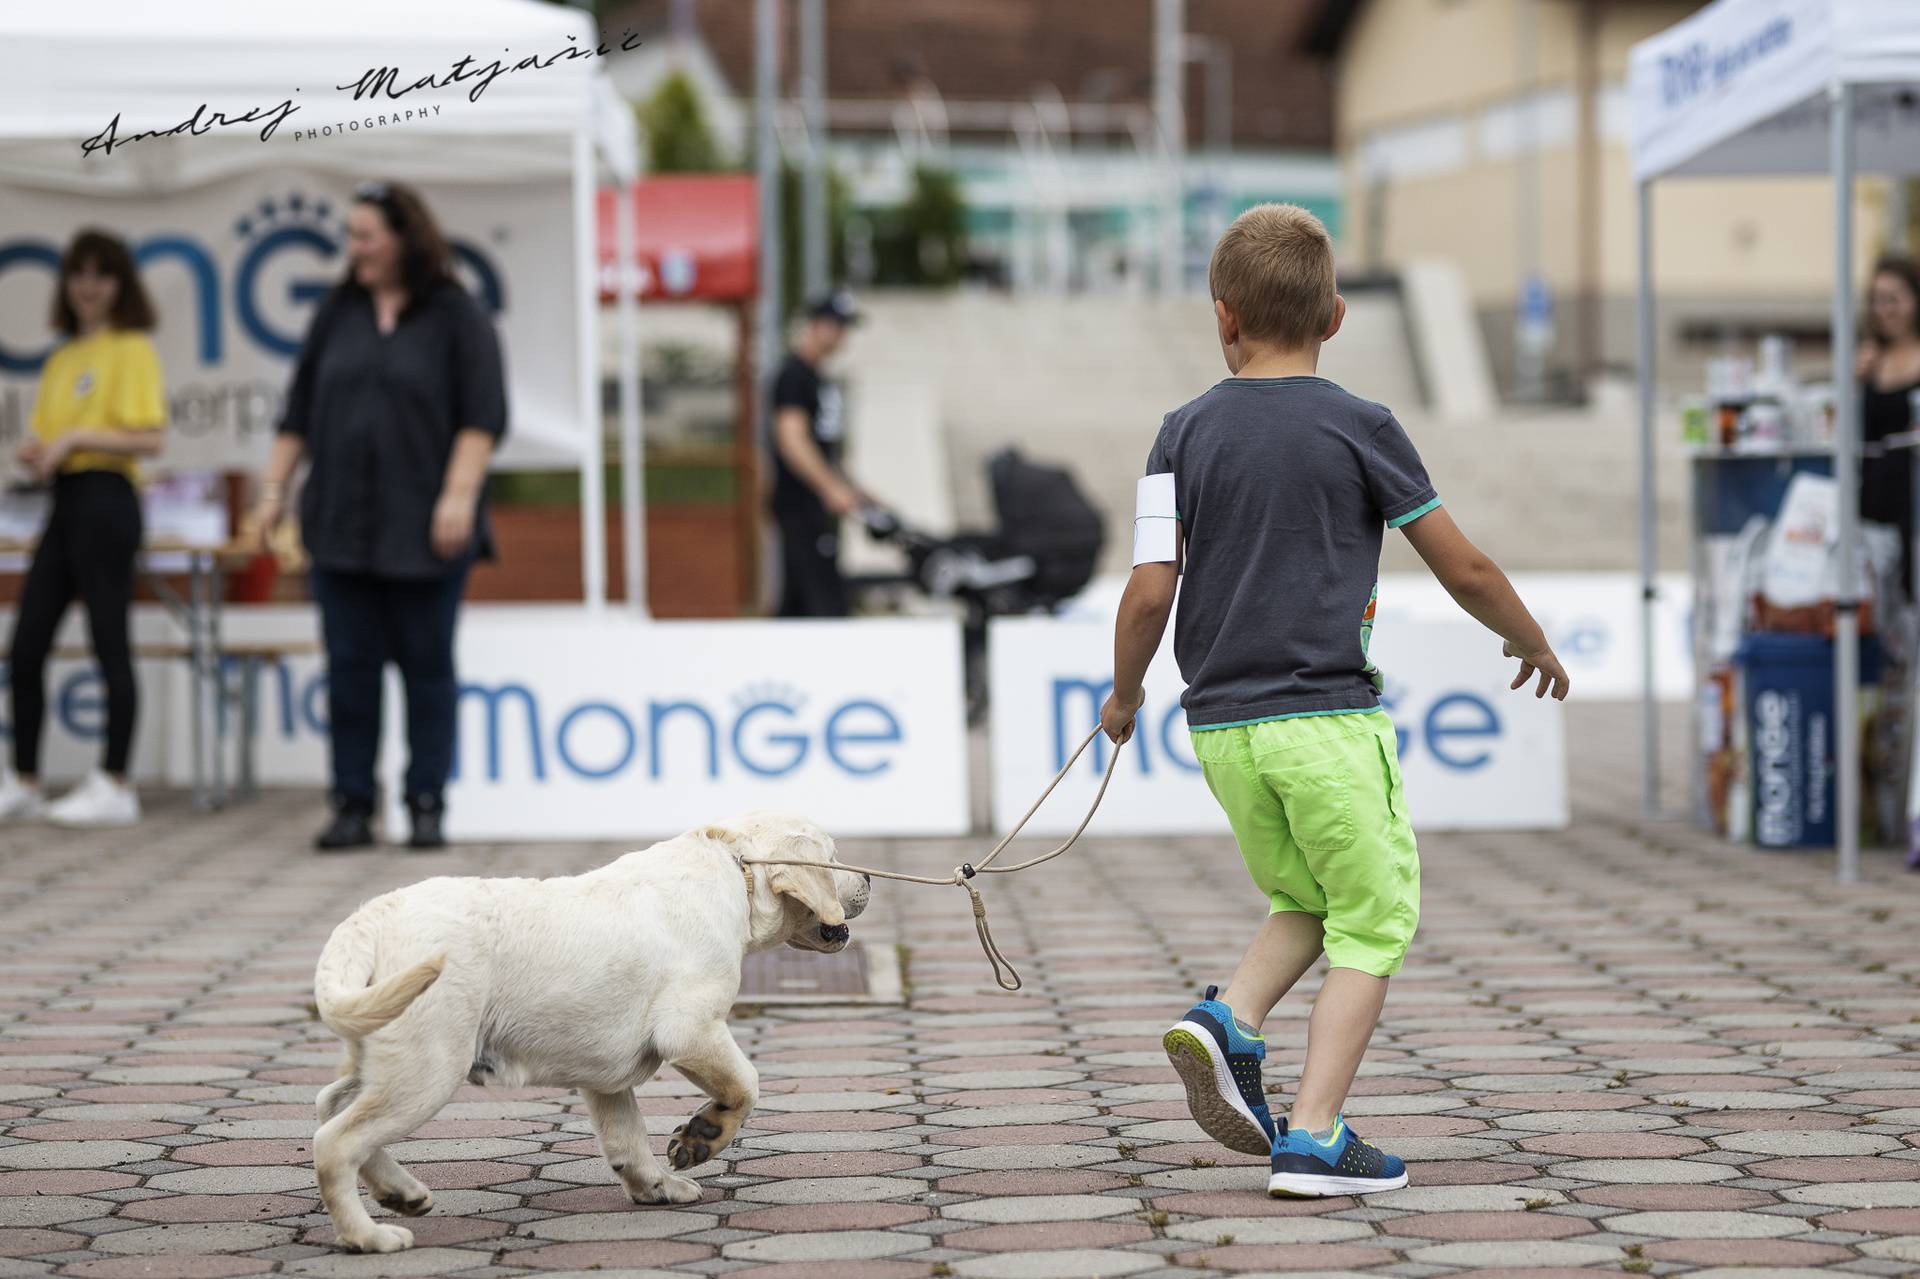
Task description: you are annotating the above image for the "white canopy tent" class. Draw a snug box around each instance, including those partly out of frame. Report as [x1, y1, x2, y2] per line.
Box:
[0, 0, 645, 609]
[1629, 0, 1920, 881]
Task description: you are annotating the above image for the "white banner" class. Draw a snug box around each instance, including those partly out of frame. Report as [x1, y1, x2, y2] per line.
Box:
[0, 610, 974, 849]
[0, 604, 323, 788]
[0, 172, 584, 472]
[379, 614, 971, 841]
[1065, 571, 1695, 701]
[989, 615, 1568, 835]
[1370, 572, 1694, 701]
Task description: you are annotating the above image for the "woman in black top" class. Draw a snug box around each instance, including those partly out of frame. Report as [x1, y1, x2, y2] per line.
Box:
[253, 180, 507, 851]
[1858, 255, 1920, 598]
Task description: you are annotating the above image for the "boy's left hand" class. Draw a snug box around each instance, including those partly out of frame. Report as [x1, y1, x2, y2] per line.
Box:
[1100, 687, 1145, 744]
[1503, 641, 1571, 701]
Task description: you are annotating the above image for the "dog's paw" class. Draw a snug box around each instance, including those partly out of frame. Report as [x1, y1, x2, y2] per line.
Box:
[629, 1171, 701, 1205]
[667, 1113, 725, 1170]
[376, 1189, 433, 1217]
[342, 1223, 414, 1253]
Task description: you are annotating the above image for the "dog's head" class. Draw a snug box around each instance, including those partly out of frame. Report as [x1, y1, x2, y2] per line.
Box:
[706, 812, 870, 953]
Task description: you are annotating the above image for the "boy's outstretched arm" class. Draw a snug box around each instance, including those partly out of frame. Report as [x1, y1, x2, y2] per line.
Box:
[1101, 561, 1179, 742]
[1400, 508, 1571, 700]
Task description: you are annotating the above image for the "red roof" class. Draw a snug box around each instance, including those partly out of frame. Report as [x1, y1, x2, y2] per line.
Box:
[597, 175, 757, 304]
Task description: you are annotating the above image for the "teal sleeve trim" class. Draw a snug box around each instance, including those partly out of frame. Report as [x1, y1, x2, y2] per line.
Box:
[1386, 496, 1442, 529]
[1191, 707, 1387, 732]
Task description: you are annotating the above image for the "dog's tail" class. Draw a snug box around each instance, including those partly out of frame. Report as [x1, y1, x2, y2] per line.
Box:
[314, 919, 446, 1041]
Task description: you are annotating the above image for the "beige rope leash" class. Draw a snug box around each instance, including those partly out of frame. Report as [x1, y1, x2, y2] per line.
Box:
[742, 725, 1126, 991]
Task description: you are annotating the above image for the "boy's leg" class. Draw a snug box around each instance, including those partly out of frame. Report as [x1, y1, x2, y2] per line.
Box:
[1218, 911, 1326, 1028]
[1166, 726, 1330, 1156]
[1258, 711, 1418, 1195]
[1288, 967, 1388, 1135]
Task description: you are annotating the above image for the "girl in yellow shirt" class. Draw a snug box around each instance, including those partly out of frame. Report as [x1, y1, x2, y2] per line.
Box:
[0, 230, 167, 827]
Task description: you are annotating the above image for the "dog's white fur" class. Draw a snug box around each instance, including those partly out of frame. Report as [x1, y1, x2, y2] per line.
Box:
[309, 812, 869, 1253]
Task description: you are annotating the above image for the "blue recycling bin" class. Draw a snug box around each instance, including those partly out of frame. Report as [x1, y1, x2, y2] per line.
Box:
[1734, 632, 1882, 849]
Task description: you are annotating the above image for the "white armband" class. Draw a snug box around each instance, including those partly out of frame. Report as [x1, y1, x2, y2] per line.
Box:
[1132, 472, 1179, 566]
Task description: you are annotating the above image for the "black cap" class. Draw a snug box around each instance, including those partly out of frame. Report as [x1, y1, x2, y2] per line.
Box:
[806, 289, 863, 326]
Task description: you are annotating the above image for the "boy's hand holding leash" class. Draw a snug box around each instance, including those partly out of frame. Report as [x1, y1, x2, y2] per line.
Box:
[1104, 559, 1179, 745]
[1100, 687, 1145, 744]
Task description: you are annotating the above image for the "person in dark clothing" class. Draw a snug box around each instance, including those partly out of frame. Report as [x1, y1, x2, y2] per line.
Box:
[252, 180, 507, 852]
[1857, 256, 1920, 598]
[770, 291, 869, 617]
[0, 230, 167, 828]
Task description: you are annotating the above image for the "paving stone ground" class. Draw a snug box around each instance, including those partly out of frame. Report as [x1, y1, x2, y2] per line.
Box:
[2, 702, 1918, 1278]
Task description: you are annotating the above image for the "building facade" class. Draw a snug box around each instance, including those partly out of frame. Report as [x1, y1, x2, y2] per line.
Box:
[605, 0, 1344, 293]
[1313, 0, 1906, 394]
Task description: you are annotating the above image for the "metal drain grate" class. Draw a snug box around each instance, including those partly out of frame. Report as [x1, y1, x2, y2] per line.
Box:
[736, 941, 902, 1006]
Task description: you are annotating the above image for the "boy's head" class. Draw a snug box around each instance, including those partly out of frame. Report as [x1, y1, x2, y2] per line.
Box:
[1208, 203, 1343, 371]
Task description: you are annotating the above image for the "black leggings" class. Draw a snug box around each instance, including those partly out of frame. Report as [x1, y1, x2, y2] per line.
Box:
[8, 471, 142, 776]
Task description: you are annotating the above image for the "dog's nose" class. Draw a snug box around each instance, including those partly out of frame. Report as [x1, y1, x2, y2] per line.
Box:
[819, 922, 850, 944]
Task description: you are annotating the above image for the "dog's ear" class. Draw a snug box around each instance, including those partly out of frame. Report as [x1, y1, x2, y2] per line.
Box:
[768, 860, 845, 927]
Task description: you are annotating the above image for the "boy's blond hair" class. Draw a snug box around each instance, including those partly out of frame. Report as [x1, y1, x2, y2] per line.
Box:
[1208, 203, 1337, 348]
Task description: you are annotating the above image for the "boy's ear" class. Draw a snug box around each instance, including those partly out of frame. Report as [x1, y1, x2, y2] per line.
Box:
[1214, 297, 1238, 347]
[1323, 294, 1347, 342]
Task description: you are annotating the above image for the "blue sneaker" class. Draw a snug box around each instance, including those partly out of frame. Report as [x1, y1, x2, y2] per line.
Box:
[1162, 985, 1278, 1156]
[1268, 1115, 1408, 1197]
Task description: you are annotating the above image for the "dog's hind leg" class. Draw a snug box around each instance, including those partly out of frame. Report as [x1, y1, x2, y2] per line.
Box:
[585, 1082, 700, 1206]
[665, 1021, 759, 1172]
[317, 1072, 432, 1218]
[314, 1052, 464, 1253]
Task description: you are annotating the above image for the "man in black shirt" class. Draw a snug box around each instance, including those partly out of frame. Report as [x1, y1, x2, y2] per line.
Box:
[770, 291, 866, 616]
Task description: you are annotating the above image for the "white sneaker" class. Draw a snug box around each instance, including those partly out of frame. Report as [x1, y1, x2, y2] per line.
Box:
[0, 771, 45, 822]
[46, 771, 140, 828]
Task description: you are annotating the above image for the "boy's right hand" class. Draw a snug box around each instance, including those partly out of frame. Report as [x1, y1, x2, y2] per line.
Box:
[1503, 642, 1570, 701]
[1100, 687, 1145, 744]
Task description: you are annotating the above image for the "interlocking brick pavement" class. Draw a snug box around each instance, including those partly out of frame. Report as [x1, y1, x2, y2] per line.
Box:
[2, 703, 1917, 1277]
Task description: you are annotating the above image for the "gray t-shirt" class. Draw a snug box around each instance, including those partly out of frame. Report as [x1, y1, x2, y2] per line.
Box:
[1144, 376, 1440, 728]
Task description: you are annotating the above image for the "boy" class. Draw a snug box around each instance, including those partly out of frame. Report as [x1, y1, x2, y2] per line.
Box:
[1099, 204, 1569, 1197]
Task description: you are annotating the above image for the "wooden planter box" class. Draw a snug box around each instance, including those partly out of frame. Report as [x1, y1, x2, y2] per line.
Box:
[468, 504, 747, 617]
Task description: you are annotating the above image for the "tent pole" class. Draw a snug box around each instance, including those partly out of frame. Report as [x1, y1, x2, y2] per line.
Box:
[799, 0, 829, 299]
[1637, 177, 1659, 819]
[1153, 0, 1185, 293]
[615, 177, 647, 615]
[576, 130, 608, 612]
[753, 0, 783, 614]
[1832, 80, 1860, 884]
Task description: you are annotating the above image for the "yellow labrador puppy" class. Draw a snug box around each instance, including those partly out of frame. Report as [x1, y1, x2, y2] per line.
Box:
[308, 812, 870, 1253]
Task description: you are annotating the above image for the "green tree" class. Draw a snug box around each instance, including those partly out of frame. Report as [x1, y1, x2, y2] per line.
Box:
[639, 71, 725, 173]
[870, 166, 968, 287]
[780, 162, 854, 315]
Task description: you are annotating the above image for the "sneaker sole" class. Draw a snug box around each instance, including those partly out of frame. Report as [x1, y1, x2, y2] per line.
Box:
[1268, 1169, 1409, 1197]
[1163, 1021, 1271, 1156]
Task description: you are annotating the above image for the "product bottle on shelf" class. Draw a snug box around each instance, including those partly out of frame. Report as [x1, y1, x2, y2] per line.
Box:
[1709, 357, 1753, 450]
[1681, 395, 1710, 446]
[1746, 334, 1796, 448]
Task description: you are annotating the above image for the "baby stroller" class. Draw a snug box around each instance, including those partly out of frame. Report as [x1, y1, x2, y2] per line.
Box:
[857, 447, 1105, 720]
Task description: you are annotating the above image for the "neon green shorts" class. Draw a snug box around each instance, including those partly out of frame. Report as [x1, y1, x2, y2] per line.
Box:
[1190, 709, 1420, 977]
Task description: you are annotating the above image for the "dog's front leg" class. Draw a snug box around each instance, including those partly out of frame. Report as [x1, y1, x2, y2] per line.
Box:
[584, 1087, 700, 1205]
[666, 1021, 759, 1171]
